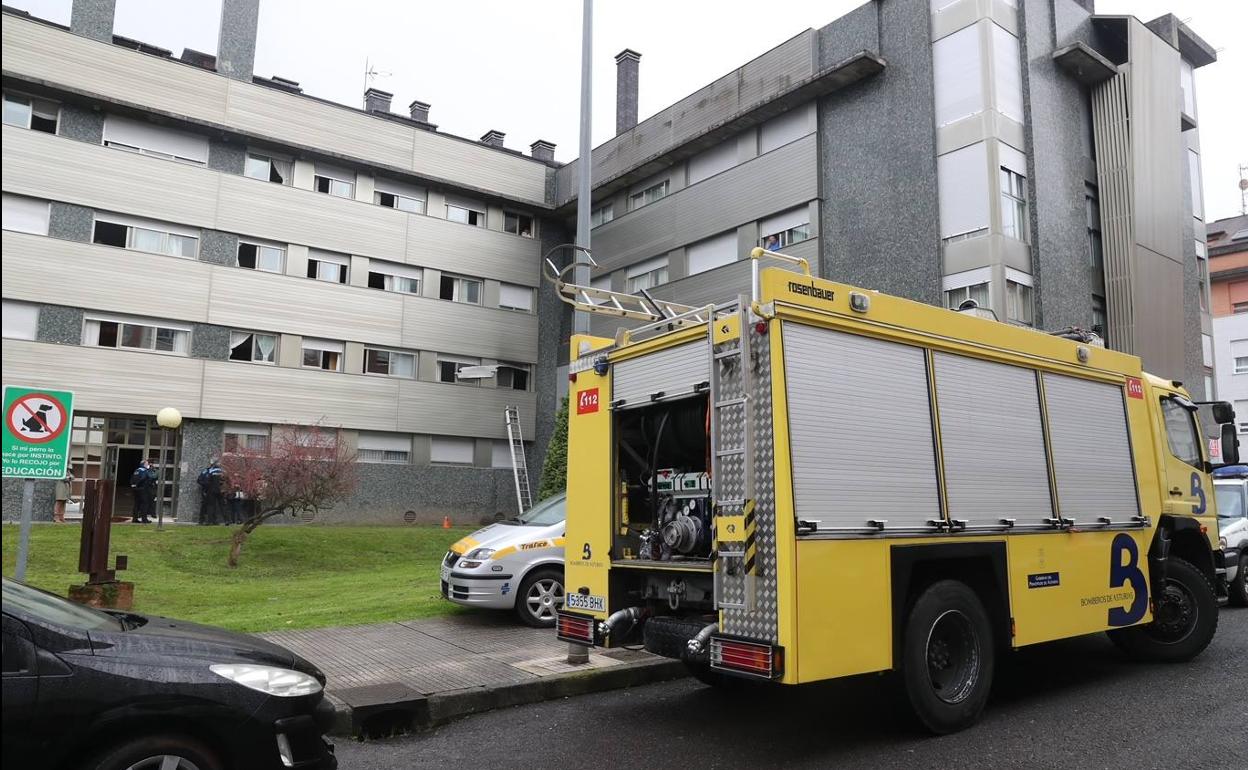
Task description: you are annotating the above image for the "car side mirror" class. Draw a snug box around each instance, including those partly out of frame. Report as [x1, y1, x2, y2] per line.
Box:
[1221, 423, 1240, 465]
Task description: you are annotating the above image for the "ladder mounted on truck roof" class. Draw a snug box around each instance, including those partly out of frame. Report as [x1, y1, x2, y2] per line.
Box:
[543, 245, 812, 351]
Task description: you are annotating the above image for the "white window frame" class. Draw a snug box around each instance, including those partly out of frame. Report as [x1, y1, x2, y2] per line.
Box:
[236, 240, 286, 273]
[93, 213, 200, 259]
[758, 207, 813, 250]
[314, 166, 355, 199]
[498, 283, 534, 312]
[2, 90, 59, 133]
[626, 257, 669, 293]
[439, 274, 482, 305]
[229, 330, 278, 365]
[446, 201, 486, 227]
[591, 202, 614, 228]
[1235, 357, 1248, 376]
[102, 114, 208, 165]
[301, 338, 344, 372]
[244, 151, 292, 185]
[503, 211, 535, 238]
[436, 354, 481, 385]
[223, 422, 271, 454]
[83, 314, 191, 356]
[363, 347, 417, 379]
[943, 267, 993, 311]
[1004, 269, 1034, 326]
[307, 250, 350, 284]
[1000, 165, 1029, 243]
[628, 180, 669, 211]
[367, 261, 423, 295]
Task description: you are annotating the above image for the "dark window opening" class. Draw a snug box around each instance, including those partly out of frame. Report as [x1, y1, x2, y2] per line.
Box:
[368, 272, 386, 290]
[439, 275, 455, 300]
[31, 113, 56, 134]
[315, 177, 330, 194]
[93, 221, 128, 247]
[98, 321, 119, 347]
[229, 334, 252, 361]
[237, 243, 257, 269]
[504, 212, 534, 238]
[378, 192, 396, 208]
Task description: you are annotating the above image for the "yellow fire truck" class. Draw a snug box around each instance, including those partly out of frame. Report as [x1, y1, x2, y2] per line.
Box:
[550, 249, 1237, 733]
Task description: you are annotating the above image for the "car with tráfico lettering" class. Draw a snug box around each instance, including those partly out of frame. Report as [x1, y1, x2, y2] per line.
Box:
[1213, 464, 1248, 606]
[440, 493, 566, 627]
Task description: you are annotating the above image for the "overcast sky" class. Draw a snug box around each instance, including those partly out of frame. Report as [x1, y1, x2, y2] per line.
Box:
[9, 0, 1246, 220]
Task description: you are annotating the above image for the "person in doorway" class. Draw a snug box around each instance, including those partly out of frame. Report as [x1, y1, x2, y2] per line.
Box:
[53, 473, 73, 523]
[130, 459, 158, 523]
[197, 460, 226, 525]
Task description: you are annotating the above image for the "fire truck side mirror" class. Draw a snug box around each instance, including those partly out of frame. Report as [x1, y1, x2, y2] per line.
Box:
[1220, 423, 1240, 465]
[1211, 401, 1235, 424]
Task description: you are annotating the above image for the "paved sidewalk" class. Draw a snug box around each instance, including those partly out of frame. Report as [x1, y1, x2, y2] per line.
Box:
[260, 612, 683, 735]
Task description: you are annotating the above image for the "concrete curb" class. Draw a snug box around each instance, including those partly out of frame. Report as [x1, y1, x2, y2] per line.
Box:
[330, 656, 687, 737]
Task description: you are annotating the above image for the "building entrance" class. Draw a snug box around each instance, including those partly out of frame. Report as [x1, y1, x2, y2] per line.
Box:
[69, 414, 182, 521]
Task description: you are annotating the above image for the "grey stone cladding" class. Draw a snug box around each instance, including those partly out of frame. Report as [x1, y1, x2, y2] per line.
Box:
[176, 419, 224, 523]
[199, 230, 240, 267]
[816, 0, 941, 304]
[2, 478, 56, 522]
[208, 140, 246, 175]
[191, 324, 231, 360]
[49, 202, 95, 243]
[338, 464, 520, 526]
[69, 0, 114, 42]
[37, 305, 84, 345]
[57, 103, 105, 145]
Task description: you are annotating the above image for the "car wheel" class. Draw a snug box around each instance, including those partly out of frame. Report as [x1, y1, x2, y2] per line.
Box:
[898, 579, 996, 735]
[515, 567, 564, 628]
[1230, 554, 1248, 607]
[88, 734, 223, 770]
[1108, 557, 1218, 662]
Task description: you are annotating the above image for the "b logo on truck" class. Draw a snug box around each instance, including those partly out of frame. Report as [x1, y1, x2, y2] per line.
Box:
[577, 389, 599, 415]
[1107, 534, 1148, 626]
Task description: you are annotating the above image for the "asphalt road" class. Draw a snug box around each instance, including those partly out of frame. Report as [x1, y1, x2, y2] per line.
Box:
[336, 607, 1247, 769]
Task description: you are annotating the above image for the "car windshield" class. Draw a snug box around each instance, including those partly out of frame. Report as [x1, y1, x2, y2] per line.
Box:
[1215, 484, 1245, 520]
[2, 578, 119, 631]
[514, 494, 566, 526]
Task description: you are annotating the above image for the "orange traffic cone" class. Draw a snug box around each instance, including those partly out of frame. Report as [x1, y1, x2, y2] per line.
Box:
[442, 514, 452, 529]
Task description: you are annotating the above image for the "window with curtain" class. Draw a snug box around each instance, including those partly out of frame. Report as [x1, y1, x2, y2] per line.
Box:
[224, 423, 271, 454]
[244, 152, 292, 185]
[229, 331, 277, 364]
[92, 215, 199, 258]
[2, 91, 58, 133]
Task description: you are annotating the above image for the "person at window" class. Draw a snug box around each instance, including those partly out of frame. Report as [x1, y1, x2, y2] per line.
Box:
[197, 460, 226, 525]
[520, 227, 532, 238]
[763, 234, 780, 251]
[130, 459, 158, 524]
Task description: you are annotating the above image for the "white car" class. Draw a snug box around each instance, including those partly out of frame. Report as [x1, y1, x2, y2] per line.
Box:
[1213, 466, 1248, 606]
[440, 494, 566, 627]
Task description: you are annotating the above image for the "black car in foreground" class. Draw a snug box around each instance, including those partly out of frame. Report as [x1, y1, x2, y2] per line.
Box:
[2, 578, 336, 770]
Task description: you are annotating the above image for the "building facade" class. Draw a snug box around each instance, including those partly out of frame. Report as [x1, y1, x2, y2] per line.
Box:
[2, 0, 562, 524]
[556, 0, 1214, 403]
[2, 0, 1218, 522]
[1207, 214, 1248, 440]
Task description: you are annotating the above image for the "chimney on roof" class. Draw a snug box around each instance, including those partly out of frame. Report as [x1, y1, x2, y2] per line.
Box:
[408, 100, 432, 123]
[480, 130, 506, 148]
[70, 0, 116, 42]
[180, 48, 217, 71]
[530, 140, 556, 163]
[615, 49, 641, 135]
[216, 0, 259, 82]
[364, 88, 393, 114]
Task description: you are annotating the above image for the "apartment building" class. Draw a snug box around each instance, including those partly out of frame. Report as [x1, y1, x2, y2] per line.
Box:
[557, 0, 1215, 403]
[1207, 214, 1248, 437]
[1, 0, 1219, 522]
[1, 0, 562, 523]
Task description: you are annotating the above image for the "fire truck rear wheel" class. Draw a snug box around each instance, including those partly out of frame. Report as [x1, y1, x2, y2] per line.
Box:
[1107, 557, 1218, 661]
[900, 579, 996, 735]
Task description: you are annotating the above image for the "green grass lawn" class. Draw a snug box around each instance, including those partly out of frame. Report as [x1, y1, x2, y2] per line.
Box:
[1, 523, 475, 633]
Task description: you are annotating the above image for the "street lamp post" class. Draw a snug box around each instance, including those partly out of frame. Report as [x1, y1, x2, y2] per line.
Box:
[155, 407, 182, 531]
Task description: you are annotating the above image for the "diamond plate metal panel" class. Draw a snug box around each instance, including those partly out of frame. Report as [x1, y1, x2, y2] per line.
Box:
[721, 327, 779, 643]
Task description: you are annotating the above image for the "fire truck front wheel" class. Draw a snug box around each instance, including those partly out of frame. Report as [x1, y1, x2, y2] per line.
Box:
[899, 579, 996, 735]
[1108, 557, 1218, 662]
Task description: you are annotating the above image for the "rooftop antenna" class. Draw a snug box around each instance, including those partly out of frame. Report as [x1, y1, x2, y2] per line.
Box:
[1239, 164, 1247, 216]
[363, 57, 392, 105]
